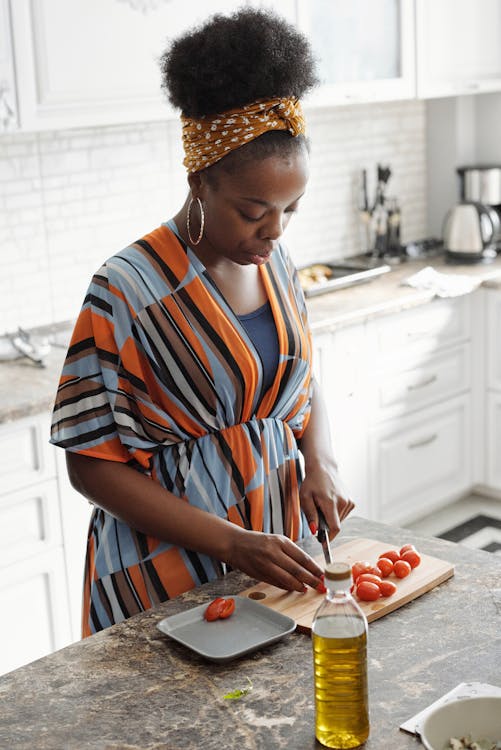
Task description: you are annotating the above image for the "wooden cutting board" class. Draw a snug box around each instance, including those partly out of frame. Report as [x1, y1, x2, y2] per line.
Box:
[238, 538, 454, 634]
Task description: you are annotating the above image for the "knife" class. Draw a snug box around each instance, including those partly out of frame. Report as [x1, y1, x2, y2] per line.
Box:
[316, 508, 332, 565]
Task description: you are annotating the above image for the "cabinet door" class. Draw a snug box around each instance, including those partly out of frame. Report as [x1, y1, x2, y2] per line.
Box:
[416, 0, 501, 98]
[0, 414, 56, 496]
[0, 0, 18, 130]
[0, 479, 62, 568]
[486, 288, 501, 391]
[486, 391, 501, 492]
[0, 547, 72, 676]
[369, 394, 472, 525]
[313, 326, 370, 518]
[10, 0, 243, 131]
[297, 0, 415, 106]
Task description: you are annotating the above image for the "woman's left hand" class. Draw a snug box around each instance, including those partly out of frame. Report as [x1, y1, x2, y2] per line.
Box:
[299, 456, 355, 540]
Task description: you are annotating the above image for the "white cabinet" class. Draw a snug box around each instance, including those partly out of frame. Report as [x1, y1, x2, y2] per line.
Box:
[0, 413, 91, 676]
[416, 0, 501, 98]
[8, 0, 244, 132]
[0, 414, 72, 674]
[0, 0, 18, 131]
[366, 296, 473, 524]
[298, 0, 416, 106]
[313, 324, 370, 518]
[485, 288, 501, 490]
[369, 395, 471, 525]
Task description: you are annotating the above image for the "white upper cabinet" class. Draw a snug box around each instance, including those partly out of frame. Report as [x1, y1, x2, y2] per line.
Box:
[0, 0, 18, 130]
[297, 0, 416, 106]
[416, 0, 501, 98]
[8, 0, 242, 132]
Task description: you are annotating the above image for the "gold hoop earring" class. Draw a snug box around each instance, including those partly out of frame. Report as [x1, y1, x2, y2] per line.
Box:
[187, 196, 205, 246]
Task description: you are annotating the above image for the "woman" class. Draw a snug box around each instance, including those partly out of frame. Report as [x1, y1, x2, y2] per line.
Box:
[50, 7, 354, 636]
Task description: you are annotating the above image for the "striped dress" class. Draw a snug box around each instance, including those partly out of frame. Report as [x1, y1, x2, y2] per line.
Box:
[50, 223, 313, 636]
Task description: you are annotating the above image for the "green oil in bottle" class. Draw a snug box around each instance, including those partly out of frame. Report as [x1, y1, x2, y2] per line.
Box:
[312, 563, 369, 749]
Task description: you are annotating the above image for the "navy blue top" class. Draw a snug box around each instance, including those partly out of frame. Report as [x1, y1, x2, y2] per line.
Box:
[238, 302, 279, 394]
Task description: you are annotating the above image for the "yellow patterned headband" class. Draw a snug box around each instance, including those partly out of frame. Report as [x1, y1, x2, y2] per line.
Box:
[181, 97, 305, 174]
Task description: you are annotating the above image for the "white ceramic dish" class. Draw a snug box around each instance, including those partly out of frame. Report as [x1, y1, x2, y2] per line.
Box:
[420, 696, 501, 750]
[157, 596, 296, 662]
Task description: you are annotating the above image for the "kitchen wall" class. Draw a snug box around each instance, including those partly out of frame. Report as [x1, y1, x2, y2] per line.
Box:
[0, 99, 427, 333]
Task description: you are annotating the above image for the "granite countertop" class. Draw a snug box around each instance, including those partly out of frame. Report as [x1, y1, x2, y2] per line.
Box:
[305, 253, 501, 333]
[3, 254, 501, 424]
[0, 516, 500, 750]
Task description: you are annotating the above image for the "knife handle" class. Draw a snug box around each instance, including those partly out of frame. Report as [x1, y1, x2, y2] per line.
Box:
[317, 507, 329, 536]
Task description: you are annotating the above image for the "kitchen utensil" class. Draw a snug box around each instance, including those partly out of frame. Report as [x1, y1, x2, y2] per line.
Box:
[457, 164, 501, 245]
[239, 538, 454, 634]
[316, 508, 332, 564]
[419, 696, 501, 750]
[156, 595, 296, 662]
[298, 258, 390, 297]
[457, 164, 501, 206]
[443, 201, 499, 259]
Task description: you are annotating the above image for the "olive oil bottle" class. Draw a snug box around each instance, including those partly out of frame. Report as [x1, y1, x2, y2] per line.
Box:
[312, 562, 369, 749]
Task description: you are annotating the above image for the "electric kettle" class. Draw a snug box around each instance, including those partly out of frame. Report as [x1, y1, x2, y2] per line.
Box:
[443, 201, 500, 260]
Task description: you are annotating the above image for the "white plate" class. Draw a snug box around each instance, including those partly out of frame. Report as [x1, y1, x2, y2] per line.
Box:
[157, 596, 296, 662]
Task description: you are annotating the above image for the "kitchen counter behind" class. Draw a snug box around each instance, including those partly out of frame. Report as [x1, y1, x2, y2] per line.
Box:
[3, 254, 501, 423]
[306, 253, 501, 333]
[0, 516, 500, 750]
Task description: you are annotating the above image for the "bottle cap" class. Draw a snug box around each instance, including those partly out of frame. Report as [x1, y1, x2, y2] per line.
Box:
[324, 562, 351, 581]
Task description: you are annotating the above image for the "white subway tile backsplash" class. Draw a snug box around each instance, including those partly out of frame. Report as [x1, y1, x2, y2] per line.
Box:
[0, 100, 427, 331]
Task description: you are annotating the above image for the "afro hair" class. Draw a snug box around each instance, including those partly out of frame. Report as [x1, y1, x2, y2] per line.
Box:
[160, 6, 318, 117]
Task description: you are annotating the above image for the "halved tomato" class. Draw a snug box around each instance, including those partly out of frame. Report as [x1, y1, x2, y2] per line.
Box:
[204, 597, 226, 621]
[219, 597, 236, 619]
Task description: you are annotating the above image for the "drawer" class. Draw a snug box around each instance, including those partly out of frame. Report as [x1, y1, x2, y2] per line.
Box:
[0, 547, 72, 675]
[367, 296, 471, 361]
[370, 344, 471, 422]
[0, 479, 62, 567]
[369, 394, 472, 524]
[0, 413, 56, 495]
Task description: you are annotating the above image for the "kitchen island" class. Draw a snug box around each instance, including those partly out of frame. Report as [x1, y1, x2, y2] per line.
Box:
[0, 516, 499, 750]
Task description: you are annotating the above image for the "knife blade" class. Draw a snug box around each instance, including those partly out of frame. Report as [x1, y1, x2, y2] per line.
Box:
[316, 508, 332, 565]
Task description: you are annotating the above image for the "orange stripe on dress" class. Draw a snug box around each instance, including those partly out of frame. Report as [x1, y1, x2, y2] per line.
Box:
[78, 436, 130, 462]
[127, 564, 152, 611]
[149, 547, 196, 598]
[246, 486, 265, 531]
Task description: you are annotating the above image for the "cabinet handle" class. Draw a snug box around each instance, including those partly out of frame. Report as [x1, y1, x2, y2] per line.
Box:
[407, 374, 437, 391]
[408, 433, 438, 450]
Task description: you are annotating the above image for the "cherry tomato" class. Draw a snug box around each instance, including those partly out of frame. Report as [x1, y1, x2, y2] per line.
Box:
[376, 557, 394, 578]
[393, 559, 412, 578]
[204, 597, 226, 621]
[356, 581, 381, 601]
[399, 544, 416, 556]
[401, 549, 421, 569]
[379, 549, 400, 564]
[378, 580, 397, 597]
[356, 573, 382, 586]
[219, 597, 236, 619]
[352, 561, 373, 581]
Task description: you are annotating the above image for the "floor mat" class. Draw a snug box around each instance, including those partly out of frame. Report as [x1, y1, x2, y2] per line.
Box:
[438, 514, 501, 554]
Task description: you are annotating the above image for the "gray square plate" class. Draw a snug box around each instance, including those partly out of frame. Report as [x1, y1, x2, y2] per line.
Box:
[157, 596, 296, 662]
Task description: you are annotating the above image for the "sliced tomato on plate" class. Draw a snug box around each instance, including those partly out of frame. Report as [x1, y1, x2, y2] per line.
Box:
[204, 596, 236, 621]
[204, 597, 226, 621]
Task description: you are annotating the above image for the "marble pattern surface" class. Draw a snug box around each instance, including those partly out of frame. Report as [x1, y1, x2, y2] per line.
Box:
[0, 516, 500, 749]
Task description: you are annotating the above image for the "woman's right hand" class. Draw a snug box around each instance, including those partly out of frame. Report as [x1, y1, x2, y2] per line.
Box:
[226, 527, 324, 593]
